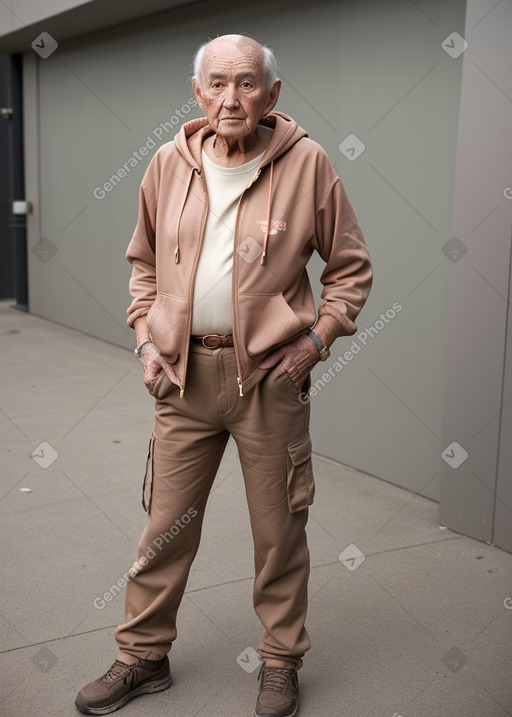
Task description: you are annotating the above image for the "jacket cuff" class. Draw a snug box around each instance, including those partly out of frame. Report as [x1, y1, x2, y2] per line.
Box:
[318, 306, 358, 336]
[126, 305, 151, 328]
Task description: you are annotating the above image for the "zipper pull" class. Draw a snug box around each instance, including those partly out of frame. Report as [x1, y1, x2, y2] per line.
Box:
[179, 385, 185, 398]
[237, 377, 244, 397]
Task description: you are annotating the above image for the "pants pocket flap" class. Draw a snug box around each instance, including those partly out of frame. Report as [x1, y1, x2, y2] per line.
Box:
[288, 432, 312, 465]
[286, 432, 315, 512]
[142, 433, 156, 513]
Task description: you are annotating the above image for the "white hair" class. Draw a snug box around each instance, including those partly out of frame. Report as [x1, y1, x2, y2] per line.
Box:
[192, 35, 278, 90]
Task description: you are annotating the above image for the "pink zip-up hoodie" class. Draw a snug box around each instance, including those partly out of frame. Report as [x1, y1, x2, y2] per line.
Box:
[126, 111, 373, 396]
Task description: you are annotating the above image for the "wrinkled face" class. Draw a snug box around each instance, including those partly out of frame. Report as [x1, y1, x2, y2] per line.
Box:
[193, 39, 280, 142]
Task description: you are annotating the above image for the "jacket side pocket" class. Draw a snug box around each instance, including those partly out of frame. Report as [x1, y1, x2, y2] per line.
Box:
[142, 433, 156, 513]
[286, 432, 315, 512]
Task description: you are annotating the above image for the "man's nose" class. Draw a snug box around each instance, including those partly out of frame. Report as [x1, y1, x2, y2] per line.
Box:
[223, 84, 240, 108]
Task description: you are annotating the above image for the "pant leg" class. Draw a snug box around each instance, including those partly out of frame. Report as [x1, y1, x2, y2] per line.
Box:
[115, 347, 229, 662]
[225, 359, 314, 670]
[115, 345, 314, 670]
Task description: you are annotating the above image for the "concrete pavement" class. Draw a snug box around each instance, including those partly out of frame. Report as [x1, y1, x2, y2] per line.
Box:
[1, 300, 511, 717]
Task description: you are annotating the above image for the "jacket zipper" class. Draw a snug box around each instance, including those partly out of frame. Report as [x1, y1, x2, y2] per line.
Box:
[232, 168, 263, 397]
[180, 168, 209, 397]
[233, 200, 244, 396]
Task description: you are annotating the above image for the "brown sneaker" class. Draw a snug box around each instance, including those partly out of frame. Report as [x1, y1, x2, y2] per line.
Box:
[75, 657, 172, 714]
[254, 665, 300, 717]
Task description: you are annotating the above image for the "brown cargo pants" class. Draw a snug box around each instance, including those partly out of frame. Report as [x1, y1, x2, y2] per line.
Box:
[115, 343, 314, 669]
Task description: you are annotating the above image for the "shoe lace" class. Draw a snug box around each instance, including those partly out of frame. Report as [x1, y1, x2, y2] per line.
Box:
[261, 668, 293, 694]
[100, 660, 136, 685]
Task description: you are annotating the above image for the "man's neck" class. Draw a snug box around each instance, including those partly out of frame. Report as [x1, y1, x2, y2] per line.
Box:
[202, 126, 272, 167]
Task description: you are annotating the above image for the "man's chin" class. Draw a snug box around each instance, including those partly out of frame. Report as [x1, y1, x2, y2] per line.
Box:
[213, 127, 257, 143]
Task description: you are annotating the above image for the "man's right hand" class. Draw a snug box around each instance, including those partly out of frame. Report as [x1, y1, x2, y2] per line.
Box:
[140, 341, 181, 389]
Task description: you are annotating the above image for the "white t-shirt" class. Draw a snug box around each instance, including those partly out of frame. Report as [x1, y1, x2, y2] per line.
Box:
[191, 149, 264, 335]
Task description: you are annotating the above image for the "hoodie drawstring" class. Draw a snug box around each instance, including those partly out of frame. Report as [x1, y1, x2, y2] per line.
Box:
[175, 168, 195, 264]
[260, 160, 274, 266]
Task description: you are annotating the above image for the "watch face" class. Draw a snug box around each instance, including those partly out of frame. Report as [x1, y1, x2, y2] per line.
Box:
[320, 347, 330, 361]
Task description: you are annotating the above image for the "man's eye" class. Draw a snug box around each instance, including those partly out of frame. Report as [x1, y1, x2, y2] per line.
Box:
[241, 82, 252, 89]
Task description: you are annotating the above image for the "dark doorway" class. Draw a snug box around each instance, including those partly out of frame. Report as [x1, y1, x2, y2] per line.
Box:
[0, 53, 28, 308]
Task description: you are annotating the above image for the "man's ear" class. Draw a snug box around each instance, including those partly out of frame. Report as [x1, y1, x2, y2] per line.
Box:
[264, 79, 281, 116]
[192, 79, 205, 111]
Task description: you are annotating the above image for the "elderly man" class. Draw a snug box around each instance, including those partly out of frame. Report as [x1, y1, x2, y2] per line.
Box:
[76, 33, 372, 717]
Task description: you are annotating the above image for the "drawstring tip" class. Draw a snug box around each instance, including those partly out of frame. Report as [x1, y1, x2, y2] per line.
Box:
[260, 252, 266, 266]
[175, 246, 180, 264]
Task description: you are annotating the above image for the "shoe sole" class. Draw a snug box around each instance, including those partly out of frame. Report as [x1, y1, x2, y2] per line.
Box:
[254, 696, 299, 717]
[75, 673, 173, 715]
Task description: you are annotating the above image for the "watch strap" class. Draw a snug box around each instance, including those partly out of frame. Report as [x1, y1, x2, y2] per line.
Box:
[134, 339, 152, 359]
[308, 330, 330, 361]
[308, 330, 324, 353]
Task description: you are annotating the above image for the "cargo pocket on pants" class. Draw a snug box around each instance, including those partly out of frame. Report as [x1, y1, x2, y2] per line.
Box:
[142, 433, 156, 513]
[286, 432, 315, 512]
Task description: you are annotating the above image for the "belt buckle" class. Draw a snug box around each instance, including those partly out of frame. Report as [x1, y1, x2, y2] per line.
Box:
[201, 334, 222, 349]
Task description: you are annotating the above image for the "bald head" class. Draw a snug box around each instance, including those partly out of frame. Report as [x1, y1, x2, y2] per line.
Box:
[193, 34, 278, 90]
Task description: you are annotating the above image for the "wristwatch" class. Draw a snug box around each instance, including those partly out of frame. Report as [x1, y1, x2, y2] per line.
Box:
[308, 330, 330, 361]
[134, 339, 152, 361]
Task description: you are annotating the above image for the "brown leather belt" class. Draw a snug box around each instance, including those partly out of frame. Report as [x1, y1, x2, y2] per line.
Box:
[191, 334, 234, 349]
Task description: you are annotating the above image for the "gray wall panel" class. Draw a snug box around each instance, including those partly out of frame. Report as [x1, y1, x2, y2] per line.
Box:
[305, 0, 466, 501]
[439, 0, 512, 548]
[494, 237, 512, 551]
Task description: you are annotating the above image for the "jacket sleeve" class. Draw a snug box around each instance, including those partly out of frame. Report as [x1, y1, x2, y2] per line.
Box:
[314, 175, 373, 336]
[125, 181, 158, 328]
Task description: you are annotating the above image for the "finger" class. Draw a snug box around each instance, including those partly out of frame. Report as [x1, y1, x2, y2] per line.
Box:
[157, 357, 181, 387]
[165, 366, 181, 388]
[143, 366, 162, 387]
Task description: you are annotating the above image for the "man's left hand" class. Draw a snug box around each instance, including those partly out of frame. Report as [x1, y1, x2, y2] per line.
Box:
[258, 334, 321, 390]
